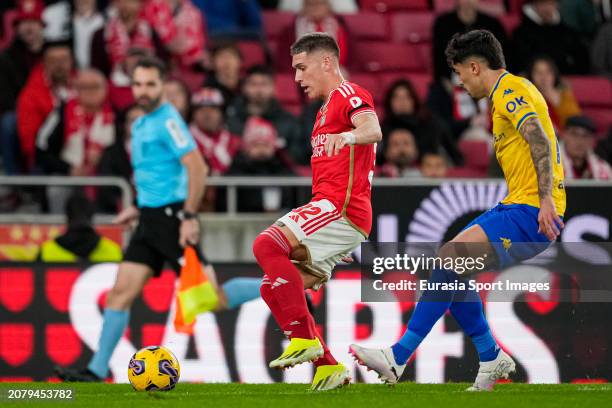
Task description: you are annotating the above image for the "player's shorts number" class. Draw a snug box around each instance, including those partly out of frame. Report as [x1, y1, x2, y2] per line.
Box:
[289, 203, 323, 222]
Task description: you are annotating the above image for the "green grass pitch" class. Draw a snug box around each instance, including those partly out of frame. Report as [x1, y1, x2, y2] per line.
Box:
[1, 383, 610, 408]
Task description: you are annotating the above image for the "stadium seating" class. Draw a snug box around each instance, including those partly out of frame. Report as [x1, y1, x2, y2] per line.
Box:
[583, 108, 612, 137]
[564, 76, 612, 108]
[262, 10, 295, 40]
[275, 73, 301, 106]
[391, 12, 434, 43]
[348, 72, 383, 102]
[360, 0, 429, 13]
[459, 139, 490, 174]
[238, 41, 267, 68]
[353, 42, 427, 73]
[446, 166, 487, 178]
[343, 12, 389, 41]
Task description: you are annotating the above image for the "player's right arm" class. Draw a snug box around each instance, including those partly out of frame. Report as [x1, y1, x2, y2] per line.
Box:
[324, 84, 382, 156]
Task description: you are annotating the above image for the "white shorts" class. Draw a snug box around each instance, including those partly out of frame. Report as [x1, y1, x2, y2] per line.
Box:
[278, 199, 365, 289]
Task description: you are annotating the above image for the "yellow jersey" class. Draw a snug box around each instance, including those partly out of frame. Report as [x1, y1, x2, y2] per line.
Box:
[489, 71, 566, 216]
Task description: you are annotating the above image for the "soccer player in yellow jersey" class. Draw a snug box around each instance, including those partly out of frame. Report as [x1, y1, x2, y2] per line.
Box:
[350, 30, 566, 391]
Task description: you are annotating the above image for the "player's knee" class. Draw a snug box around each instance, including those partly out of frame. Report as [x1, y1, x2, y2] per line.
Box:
[260, 279, 272, 302]
[437, 242, 457, 261]
[252, 233, 270, 263]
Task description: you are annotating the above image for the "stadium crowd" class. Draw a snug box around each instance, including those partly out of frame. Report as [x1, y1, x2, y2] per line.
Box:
[1, 0, 612, 213]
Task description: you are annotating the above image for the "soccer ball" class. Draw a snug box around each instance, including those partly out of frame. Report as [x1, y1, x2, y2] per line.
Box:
[127, 346, 180, 391]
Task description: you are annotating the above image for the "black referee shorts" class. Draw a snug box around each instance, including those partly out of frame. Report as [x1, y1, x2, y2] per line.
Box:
[123, 202, 207, 277]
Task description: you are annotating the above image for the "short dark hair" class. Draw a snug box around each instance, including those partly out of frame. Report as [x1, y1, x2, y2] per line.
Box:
[210, 40, 242, 60]
[245, 64, 275, 79]
[42, 39, 73, 55]
[445, 29, 506, 70]
[132, 56, 167, 80]
[526, 55, 561, 88]
[290, 32, 340, 57]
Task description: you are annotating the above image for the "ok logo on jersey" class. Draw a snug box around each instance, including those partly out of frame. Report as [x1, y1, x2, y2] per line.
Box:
[506, 96, 527, 113]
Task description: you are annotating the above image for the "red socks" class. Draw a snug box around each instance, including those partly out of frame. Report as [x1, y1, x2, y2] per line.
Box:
[310, 318, 338, 367]
[254, 227, 315, 339]
[261, 280, 337, 367]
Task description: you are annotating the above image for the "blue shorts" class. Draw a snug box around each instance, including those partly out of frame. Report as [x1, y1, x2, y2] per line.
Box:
[464, 203, 556, 268]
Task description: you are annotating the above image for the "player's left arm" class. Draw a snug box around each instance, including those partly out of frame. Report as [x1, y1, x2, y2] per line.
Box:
[165, 112, 209, 246]
[325, 112, 382, 156]
[181, 149, 208, 214]
[518, 116, 564, 241]
[179, 149, 208, 247]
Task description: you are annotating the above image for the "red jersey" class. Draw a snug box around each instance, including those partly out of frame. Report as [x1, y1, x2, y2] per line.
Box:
[310, 81, 377, 236]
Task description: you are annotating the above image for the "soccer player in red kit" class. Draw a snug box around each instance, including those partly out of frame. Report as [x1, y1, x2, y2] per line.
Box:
[252, 33, 382, 391]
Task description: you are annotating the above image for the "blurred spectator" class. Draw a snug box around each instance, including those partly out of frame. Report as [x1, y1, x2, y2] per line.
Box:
[591, 22, 612, 78]
[90, 0, 205, 77]
[97, 104, 145, 212]
[595, 0, 612, 21]
[107, 47, 150, 112]
[90, 0, 154, 77]
[428, 74, 490, 141]
[36, 68, 114, 175]
[560, 115, 612, 180]
[17, 40, 74, 171]
[378, 128, 421, 178]
[420, 152, 449, 178]
[144, 0, 208, 74]
[164, 78, 191, 120]
[38, 190, 122, 261]
[204, 41, 243, 106]
[433, 0, 508, 82]
[189, 87, 241, 175]
[279, 0, 358, 13]
[383, 79, 462, 166]
[512, 0, 589, 74]
[0, 0, 45, 175]
[559, 0, 598, 38]
[226, 116, 295, 212]
[278, 0, 349, 71]
[192, 0, 262, 40]
[595, 127, 612, 166]
[227, 65, 306, 164]
[43, 0, 105, 68]
[430, 1, 506, 140]
[37, 69, 114, 212]
[527, 55, 580, 129]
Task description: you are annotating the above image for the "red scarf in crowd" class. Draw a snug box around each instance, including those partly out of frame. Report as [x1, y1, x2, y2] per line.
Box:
[189, 124, 241, 175]
[104, 14, 154, 68]
[62, 98, 115, 173]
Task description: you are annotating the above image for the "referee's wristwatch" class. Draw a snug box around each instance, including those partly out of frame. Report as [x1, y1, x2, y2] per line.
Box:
[177, 209, 198, 221]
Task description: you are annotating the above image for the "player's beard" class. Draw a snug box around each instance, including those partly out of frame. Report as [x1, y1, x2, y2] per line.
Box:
[137, 94, 162, 112]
